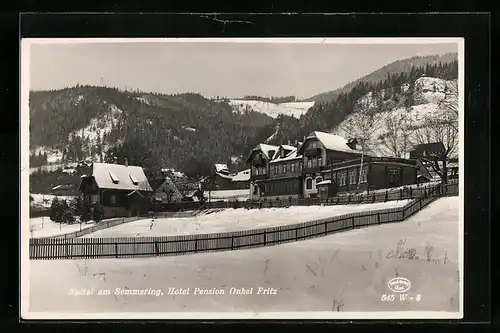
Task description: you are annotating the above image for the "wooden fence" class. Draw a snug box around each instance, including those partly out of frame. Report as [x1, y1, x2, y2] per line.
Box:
[29, 183, 455, 260]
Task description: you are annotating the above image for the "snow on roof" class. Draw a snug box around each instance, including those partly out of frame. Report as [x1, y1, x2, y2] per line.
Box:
[215, 164, 229, 172]
[316, 180, 332, 186]
[270, 146, 302, 163]
[255, 143, 280, 159]
[281, 145, 296, 151]
[231, 169, 251, 182]
[303, 131, 373, 156]
[91, 163, 152, 192]
[215, 172, 233, 179]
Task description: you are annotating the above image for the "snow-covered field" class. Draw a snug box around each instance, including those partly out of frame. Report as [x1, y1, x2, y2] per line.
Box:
[27, 197, 460, 315]
[230, 100, 315, 119]
[82, 200, 410, 238]
[29, 217, 97, 239]
[205, 189, 250, 201]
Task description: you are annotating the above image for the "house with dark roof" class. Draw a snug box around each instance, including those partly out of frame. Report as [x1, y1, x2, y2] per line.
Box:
[78, 162, 153, 218]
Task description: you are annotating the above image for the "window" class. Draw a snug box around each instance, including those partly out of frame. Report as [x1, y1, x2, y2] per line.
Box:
[349, 170, 357, 184]
[318, 157, 322, 166]
[262, 167, 267, 174]
[339, 173, 346, 186]
[91, 194, 99, 204]
[129, 174, 139, 185]
[360, 167, 368, 184]
[110, 195, 117, 204]
[325, 173, 331, 180]
[312, 158, 317, 167]
[282, 164, 287, 174]
[255, 168, 260, 176]
[315, 177, 323, 187]
[275, 165, 279, 175]
[388, 169, 401, 186]
[291, 163, 296, 173]
[307, 159, 312, 168]
[306, 178, 313, 190]
[310, 141, 317, 149]
[109, 172, 119, 183]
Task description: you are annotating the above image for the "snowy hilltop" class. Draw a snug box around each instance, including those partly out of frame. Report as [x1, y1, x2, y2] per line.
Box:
[229, 100, 315, 119]
[333, 76, 459, 159]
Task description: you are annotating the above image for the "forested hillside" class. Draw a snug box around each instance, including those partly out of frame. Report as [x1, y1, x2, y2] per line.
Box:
[263, 59, 459, 146]
[29, 54, 459, 193]
[305, 53, 458, 104]
[29, 87, 275, 180]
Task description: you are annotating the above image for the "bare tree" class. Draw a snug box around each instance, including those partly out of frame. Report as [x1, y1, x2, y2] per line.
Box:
[379, 108, 415, 158]
[415, 104, 459, 182]
[438, 79, 459, 132]
[337, 110, 381, 152]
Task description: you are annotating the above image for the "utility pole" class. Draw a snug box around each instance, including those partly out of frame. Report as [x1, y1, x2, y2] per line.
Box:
[357, 139, 365, 192]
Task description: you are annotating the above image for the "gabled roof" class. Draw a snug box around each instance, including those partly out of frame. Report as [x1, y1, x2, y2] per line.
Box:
[245, 143, 279, 164]
[410, 142, 446, 158]
[270, 145, 302, 163]
[88, 163, 153, 192]
[215, 164, 229, 173]
[298, 131, 372, 156]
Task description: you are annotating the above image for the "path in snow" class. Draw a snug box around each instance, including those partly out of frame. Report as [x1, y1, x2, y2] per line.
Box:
[82, 200, 411, 238]
[27, 197, 460, 315]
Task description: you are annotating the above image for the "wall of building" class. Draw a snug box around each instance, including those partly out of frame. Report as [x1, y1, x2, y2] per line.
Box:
[260, 177, 301, 198]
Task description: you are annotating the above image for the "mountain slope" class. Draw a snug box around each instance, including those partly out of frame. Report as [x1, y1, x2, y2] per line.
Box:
[305, 52, 458, 104]
[29, 86, 276, 178]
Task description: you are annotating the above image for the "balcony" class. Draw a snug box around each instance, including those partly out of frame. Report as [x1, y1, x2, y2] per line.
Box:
[252, 158, 266, 167]
[302, 166, 322, 174]
[251, 173, 269, 181]
[305, 147, 322, 157]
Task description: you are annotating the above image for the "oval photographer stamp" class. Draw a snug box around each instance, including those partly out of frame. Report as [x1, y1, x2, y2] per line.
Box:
[387, 277, 412, 293]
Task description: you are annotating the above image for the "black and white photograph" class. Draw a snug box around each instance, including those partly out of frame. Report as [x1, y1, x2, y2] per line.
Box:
[21, 38, 464, 319]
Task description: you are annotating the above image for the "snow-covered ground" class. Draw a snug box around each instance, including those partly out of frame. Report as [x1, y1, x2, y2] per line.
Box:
[82, 200, 410, 238]
[29, 217, 97, 239]
[229, 100, 315, 119]
[205, 189, 250, 201]
[27, 197, 460, 315]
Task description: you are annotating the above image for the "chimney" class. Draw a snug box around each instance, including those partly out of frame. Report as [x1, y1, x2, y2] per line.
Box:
[124, 157, 128, 167]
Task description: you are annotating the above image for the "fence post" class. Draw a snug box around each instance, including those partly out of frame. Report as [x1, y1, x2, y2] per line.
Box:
[324, 221, 328, 235]
[385, 191, 388, 202]
[114, 242, 118, 258]
[154, 240, 159, 256]
[352, 216, 355, 228]
[372, 193, 375, 203]
[295, 227, 298, 241]
[231, 235, 234, 250]
[194, 238, 198, 253]
[348, 194, 351, 204]
[399, 189, 402, 200]
[263, 231, 267, 246]
[377, 212, 381, 224]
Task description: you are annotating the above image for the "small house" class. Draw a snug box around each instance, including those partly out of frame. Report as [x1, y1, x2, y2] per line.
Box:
[78, 162, 153, 218]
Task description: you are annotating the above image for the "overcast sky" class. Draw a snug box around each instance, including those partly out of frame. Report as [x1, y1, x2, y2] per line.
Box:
[28, 40, 458, 99]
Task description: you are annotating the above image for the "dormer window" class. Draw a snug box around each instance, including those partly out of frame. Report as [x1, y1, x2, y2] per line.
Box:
[129, 174, 139, 185]
[109, 172, 119, 184]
